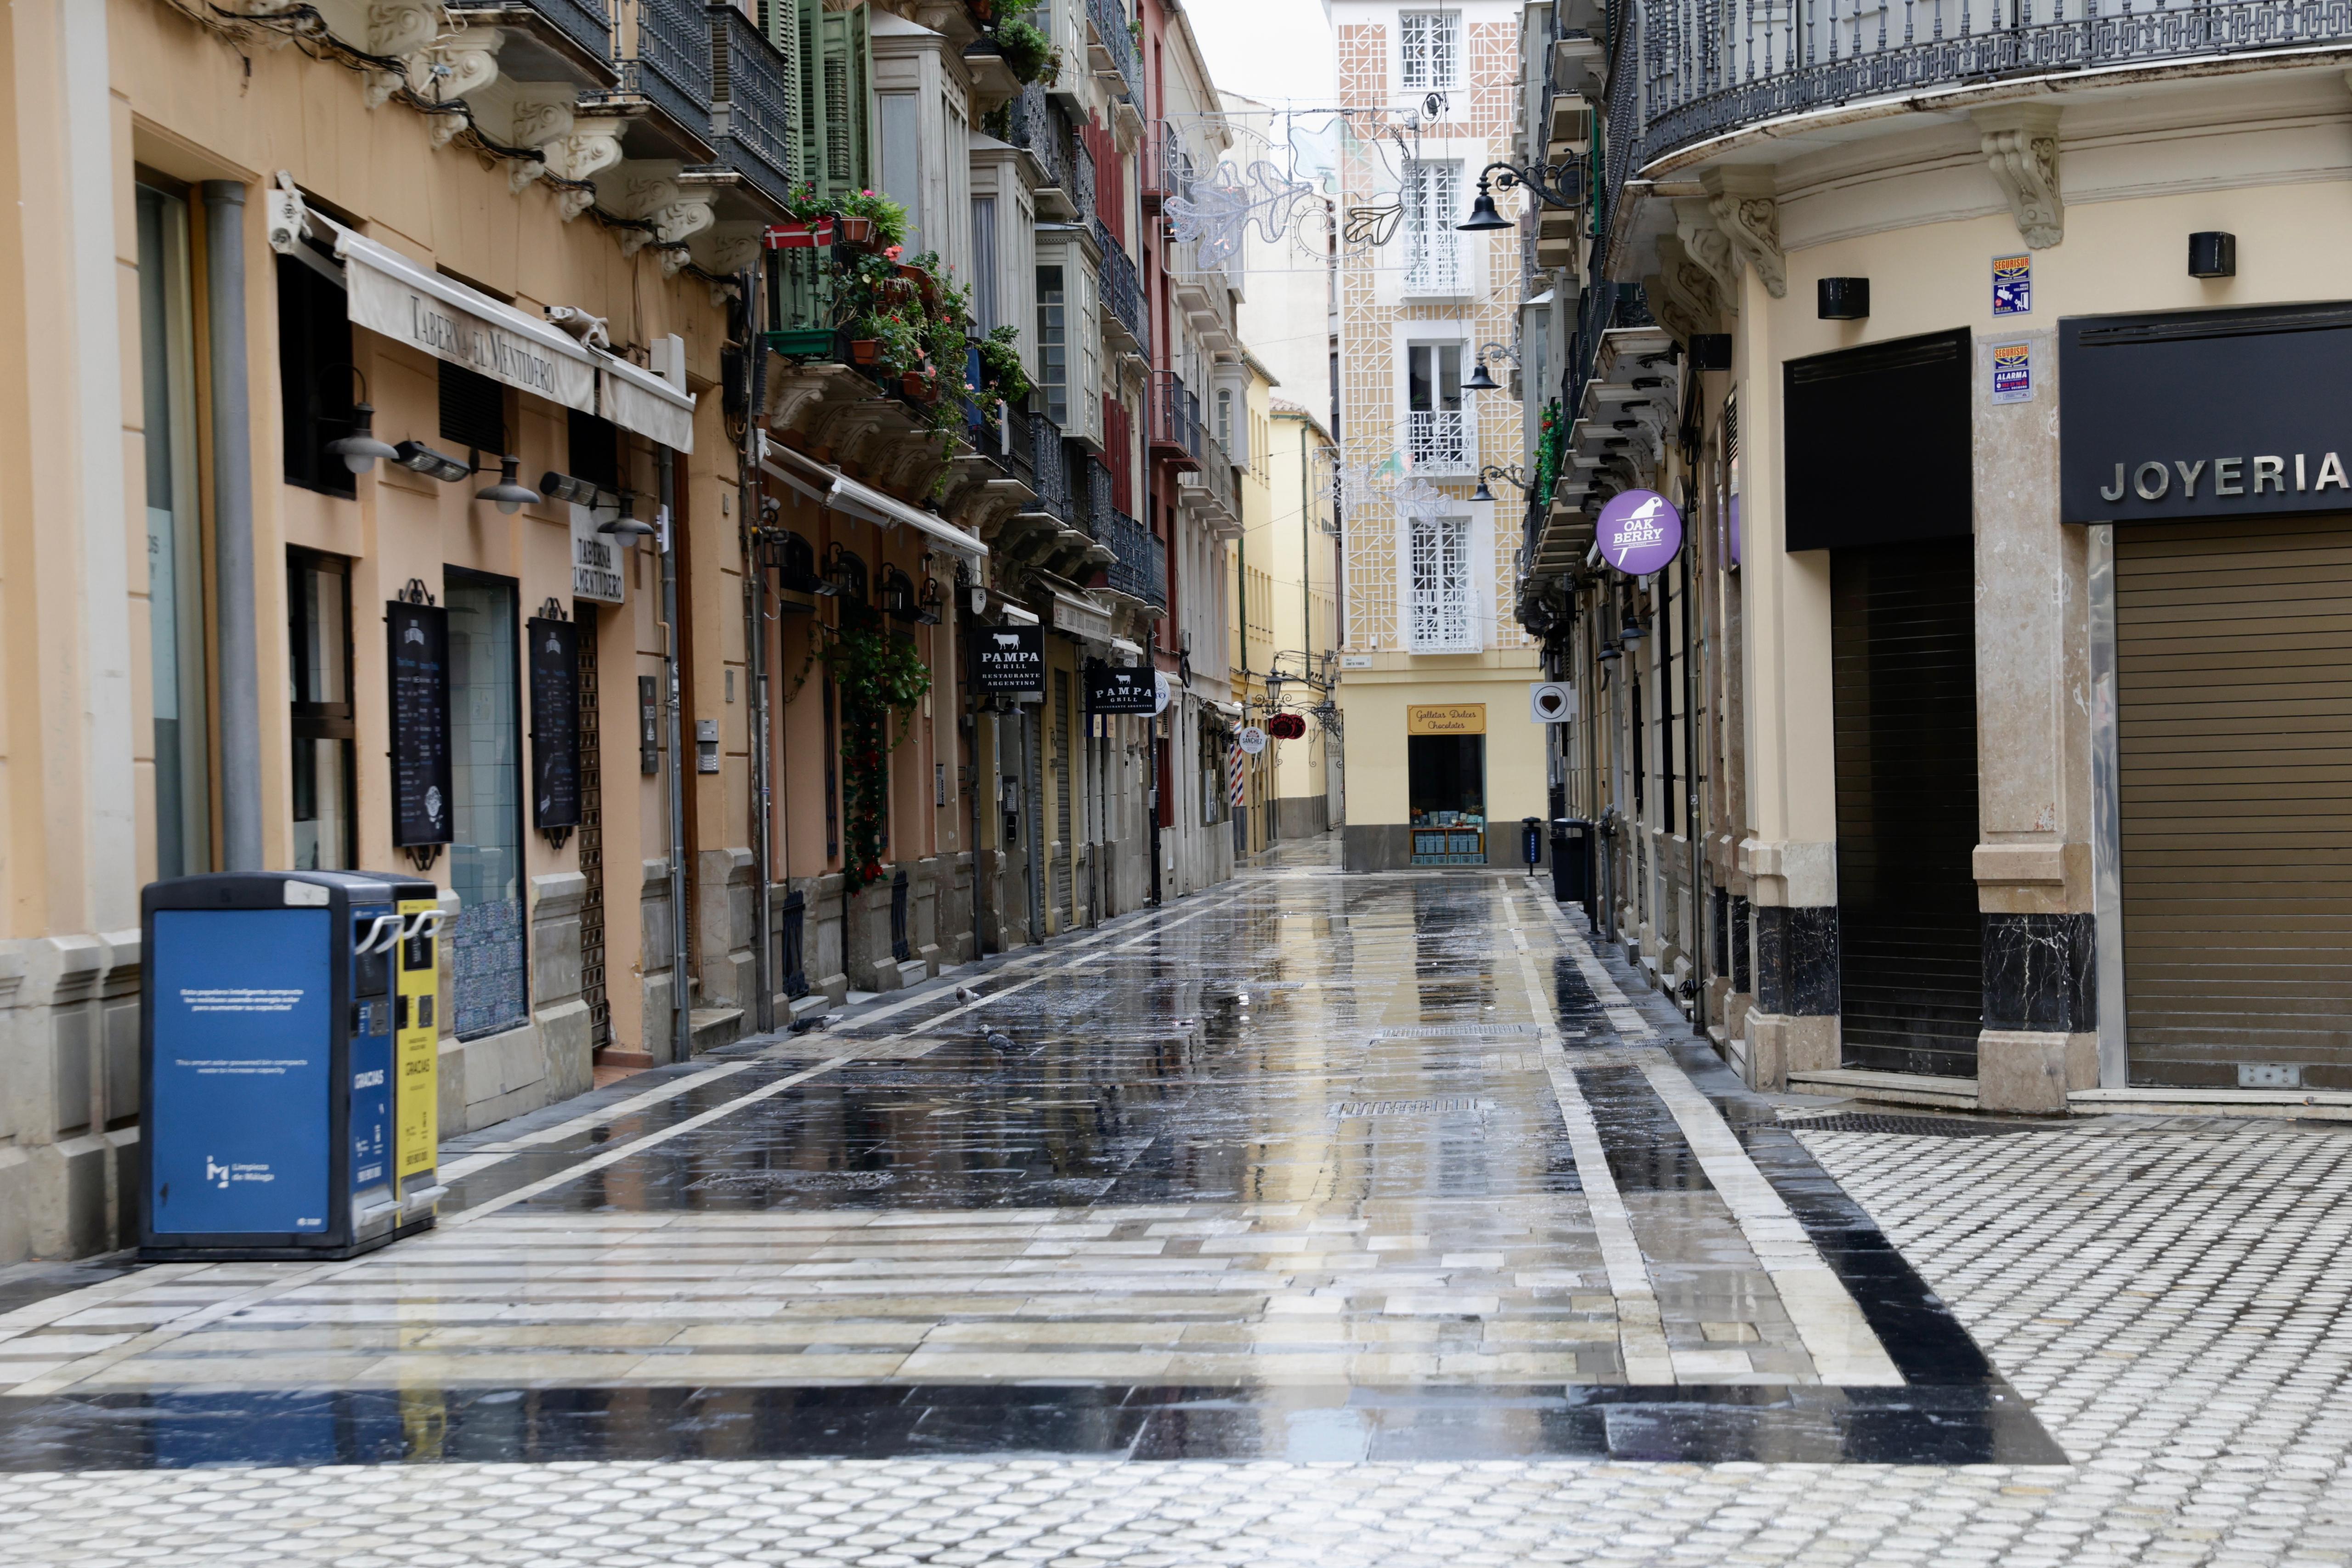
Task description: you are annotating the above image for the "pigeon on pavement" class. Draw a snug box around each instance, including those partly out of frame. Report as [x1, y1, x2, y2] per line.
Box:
[954, 985, 984, 1006]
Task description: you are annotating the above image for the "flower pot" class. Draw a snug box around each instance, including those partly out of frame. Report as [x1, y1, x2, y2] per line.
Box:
[850, 338, 881, 366]
[902, 370, 939, 402]
[837, 215, 876, 246]
[764, 218, 836, 249]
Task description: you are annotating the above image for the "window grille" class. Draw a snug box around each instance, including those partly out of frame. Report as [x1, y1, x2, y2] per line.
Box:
[1398, 10, 1459, 92]
[1405, 342, 1472, 471]
[1408, 513, 1476, 652]
[1402, 160, 1463, 294]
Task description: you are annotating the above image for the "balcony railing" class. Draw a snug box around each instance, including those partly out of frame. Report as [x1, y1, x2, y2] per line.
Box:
[1148, 371, 1202, 468]
[709, 4, 794, 207]
[1141, 119, 1195, 209]
[1098, 507, 1165, 611]
[1026, 409, 1077, 526]
[1095, 223, 1149, 359]
[517, 0, 614, 61]
[1634, 0, 2346, 165]
[1085, 0, 1142, 100]
[1408, 408, 1476, 473]
[625, 0, 714, 141]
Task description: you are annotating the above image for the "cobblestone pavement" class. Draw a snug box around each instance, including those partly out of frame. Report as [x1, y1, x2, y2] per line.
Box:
[4, 844, 2352, 1563]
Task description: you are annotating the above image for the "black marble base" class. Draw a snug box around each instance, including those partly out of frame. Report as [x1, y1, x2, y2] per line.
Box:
[1982, 913, 2095, 1033]
[0, 1380, 2063, 1469]
[1754, 905, 1839, 1016]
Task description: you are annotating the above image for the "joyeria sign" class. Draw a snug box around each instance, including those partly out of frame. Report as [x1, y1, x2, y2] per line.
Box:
[1595, 490, 1684, 575]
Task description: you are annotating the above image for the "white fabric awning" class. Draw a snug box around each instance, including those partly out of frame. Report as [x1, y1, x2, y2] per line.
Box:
[758, 435, 988, 562]
[1047, 589, 1114, 647]
[300, 211, 696, 453]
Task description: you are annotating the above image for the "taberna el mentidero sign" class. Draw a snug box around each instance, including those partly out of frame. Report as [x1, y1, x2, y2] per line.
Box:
[2060, 302, 2352, 523]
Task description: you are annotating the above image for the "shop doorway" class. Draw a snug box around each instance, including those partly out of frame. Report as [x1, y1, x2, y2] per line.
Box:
[2114, 515, 2352, 1087]
[1831, 538, 1983, 1076]
[446, 571, 528, 1040]
[1409, 733, 1485, 865]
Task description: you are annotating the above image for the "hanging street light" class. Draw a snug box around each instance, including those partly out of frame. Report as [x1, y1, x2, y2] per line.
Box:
[1456, 158, 1586, 232]
[473, 454, 543, 515]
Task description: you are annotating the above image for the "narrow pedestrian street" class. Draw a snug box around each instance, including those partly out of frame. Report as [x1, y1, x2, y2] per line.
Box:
[5, 841, 2352, 1563]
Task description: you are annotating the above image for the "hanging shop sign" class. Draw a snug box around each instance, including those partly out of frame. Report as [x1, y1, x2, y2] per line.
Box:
[1267, 712, 1308, 740]
[1238, 725, 1267, 756]
[1085, 660, 1159, 715]
[571, 504, 626, 604]
[1408, 704, 1486, 736]
[526, 616, 581, 831]
[1529, 682, 1577, 723]
[2061, 302, 2352, 523]
[1595, 489, 1684, 575]
[1153, 668, 1174, 715]
[972, 623, 1046, 691]
[387, 599, 452, 848]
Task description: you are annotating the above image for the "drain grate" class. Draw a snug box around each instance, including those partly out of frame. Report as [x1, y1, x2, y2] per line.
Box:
[1330, 1097, 1492, 1117]
[1780, 1112, 2047, 1138]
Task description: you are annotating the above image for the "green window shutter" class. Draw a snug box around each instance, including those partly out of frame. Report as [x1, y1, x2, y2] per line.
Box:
[798, 0, 869, 202]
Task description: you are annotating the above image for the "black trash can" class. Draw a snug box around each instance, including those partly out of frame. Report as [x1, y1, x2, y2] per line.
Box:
[1550, 817, 1592, 908]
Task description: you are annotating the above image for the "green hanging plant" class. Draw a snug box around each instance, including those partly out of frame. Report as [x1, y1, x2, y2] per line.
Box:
[990, 17, 1062, 85]
[820, 609, 933, 890]
[976, 323, 1033, 405]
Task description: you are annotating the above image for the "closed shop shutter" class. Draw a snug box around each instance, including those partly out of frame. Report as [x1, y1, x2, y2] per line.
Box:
[1832, 538, 1984, 1076]
[2115, 515, 2352, 1086]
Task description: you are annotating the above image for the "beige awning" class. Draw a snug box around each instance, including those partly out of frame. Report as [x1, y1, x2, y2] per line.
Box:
[758, 435, 988, 562]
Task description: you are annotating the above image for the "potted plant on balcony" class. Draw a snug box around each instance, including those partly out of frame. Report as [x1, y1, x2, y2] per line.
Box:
[975, 323, 1033, 405]
[766, 181, 837, 248]
[835, 189, 907, 251]
[990, 17, 1061, 85]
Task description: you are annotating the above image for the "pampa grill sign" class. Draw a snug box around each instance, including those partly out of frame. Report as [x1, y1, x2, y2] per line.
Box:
[1086, 660, 1158, 715]
[971, 623, 1045, 691]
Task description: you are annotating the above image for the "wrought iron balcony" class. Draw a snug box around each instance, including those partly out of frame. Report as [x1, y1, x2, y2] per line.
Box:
[1634, 0, 2350, 165]
[1408, 408, 1477, 474]
[1085, 0, 1142, 102]
[1098, 507, 1166, 611]
[466, 0, 612, 66]
[1148, 371, 1202, 469]
[1096, 224, 1149, 359]
[1005, 85, 1077, 220]
[1023, 409, 1077, 526]
[1141, 119, 1194, 210]
[624, 0, 714, 142]
[708, 4, 794, 207]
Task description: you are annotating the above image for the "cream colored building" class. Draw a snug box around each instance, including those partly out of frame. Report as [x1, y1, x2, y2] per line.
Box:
[1331, 0, 1549, 872]
[1513, 0, 2352, 1116]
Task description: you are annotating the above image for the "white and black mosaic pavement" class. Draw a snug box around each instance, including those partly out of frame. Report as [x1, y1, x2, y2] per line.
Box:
[3, 839, 2350, 1563]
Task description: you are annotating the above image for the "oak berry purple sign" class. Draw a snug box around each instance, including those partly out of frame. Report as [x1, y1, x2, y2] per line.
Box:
[1596, 489, 1684, 575]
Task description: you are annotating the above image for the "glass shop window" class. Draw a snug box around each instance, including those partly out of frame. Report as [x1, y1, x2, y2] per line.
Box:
[287, 549, 356, 871]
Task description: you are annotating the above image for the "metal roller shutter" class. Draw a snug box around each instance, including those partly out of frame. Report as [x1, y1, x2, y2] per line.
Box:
[2115, 515, 2352, 1087]
[1832, 538, 1984, 1077]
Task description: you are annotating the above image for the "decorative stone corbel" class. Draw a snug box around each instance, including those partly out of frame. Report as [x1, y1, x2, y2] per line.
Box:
[1701, 166, 1784, 300]
[410, 27, 504, 144]
[1644, 269, 1706, 348]
[598, 163, 718, 265]
[364, 0, 440, 106]
[548, 113, 630, 220]
[1974, 104, 2063, 249]
[506, 89, 576, 192]
[1671, 198, 1739, 314]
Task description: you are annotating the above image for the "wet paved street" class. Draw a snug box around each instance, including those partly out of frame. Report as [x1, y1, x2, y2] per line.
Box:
[5, 837, 2352, 1563]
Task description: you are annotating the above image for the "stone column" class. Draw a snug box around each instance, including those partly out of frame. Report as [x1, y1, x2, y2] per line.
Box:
[1972, 331, 2098, 1111]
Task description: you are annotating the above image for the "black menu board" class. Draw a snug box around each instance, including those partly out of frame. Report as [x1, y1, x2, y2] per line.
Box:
[527, 616, 581, 829]
[386, 600, 452, 848]
[1085, 659, 1158, 715]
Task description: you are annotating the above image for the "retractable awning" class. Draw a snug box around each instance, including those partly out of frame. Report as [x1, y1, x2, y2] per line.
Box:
[758, 434, 988, 562]
[288, 209, 697, 453]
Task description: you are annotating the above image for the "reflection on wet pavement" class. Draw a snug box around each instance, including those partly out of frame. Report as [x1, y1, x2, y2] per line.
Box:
[0, 838, 2058, 1467]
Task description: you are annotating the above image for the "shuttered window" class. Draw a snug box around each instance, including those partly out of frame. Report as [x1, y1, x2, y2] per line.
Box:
[792, 0, 868, 201]
[2115, 515, 2352, 1087]
[1832, 537, 1984, 1077]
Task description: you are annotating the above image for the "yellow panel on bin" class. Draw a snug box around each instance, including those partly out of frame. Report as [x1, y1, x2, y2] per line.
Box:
[395, 897, 440, 1198]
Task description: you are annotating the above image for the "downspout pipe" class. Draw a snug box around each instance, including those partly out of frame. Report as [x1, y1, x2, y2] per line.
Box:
[204, 181, 262, 872]
[742, 269, 773, 1036]
[660, 447, 691, 1062]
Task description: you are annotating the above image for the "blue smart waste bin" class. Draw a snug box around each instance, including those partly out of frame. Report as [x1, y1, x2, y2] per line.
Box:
[140, 870, 447, 1261]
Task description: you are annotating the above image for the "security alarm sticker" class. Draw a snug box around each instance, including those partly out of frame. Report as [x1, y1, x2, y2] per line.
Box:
[1992, 342, 2033, 404]
[1992, 254, 2031, 316]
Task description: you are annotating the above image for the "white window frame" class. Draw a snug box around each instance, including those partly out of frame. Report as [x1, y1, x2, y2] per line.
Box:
[1406, 511, 1477, 653]
[1403, 340, 1475, 474]
[1398, 10, 1462, 93]
[1401, 159, 1464, 296]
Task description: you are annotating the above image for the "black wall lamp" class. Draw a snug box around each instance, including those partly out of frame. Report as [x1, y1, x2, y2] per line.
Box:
[321, 367, 398, 475]
[1818, 277, 1870, 320]
[599, 492, 658, 543]
[1470, 465, 1527, 504]
[473, 454, 543, 515]
[2189, 231, 2237, 278]
[1458, 159, 1585, 230]
[1464, 341, 1518, 392]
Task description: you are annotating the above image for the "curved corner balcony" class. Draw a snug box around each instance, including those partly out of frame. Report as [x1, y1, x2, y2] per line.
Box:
[1639, 0, 2352, 165]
